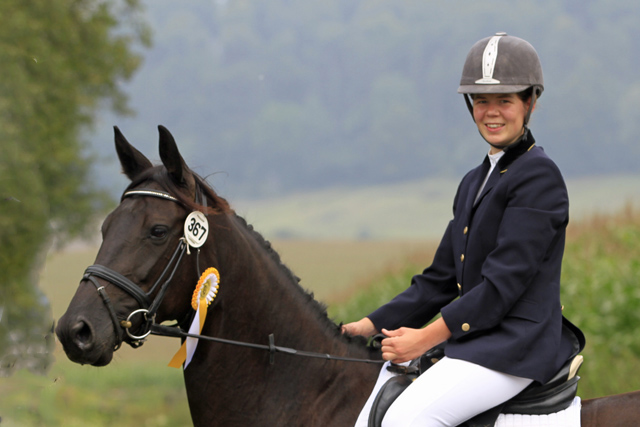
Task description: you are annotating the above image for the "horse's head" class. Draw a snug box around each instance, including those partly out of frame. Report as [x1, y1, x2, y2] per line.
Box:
[56, 126, 229, 366]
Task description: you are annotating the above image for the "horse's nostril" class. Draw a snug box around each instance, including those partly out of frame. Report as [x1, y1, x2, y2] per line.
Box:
[72, 320, 94, 350]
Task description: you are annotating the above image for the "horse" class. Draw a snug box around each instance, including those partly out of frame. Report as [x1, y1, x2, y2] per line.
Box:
[55, 126, 381, 426]
[56, 126, 640, 426]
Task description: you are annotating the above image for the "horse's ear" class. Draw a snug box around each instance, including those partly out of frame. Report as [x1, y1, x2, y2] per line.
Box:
[158, 125, 196, 194]
[114, 126, 153, 181]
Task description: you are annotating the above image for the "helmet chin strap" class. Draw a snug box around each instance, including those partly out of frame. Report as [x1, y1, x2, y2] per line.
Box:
[482, 125, 528, 152]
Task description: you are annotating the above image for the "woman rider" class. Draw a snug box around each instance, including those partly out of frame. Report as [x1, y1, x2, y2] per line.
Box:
[342, 33, 585, 426]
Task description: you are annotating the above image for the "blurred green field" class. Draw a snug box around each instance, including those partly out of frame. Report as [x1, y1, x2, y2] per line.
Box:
[0, 360, 190, 427]
[2, 176, 640, 425]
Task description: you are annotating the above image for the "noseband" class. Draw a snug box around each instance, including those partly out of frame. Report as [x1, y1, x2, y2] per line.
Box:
[81, 189, 191, 349]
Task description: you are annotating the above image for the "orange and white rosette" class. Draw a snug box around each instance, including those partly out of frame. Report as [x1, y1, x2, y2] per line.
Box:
[168, 267, 220, 369]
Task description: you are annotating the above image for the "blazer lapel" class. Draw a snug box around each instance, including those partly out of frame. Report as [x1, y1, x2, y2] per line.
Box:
[472, 165, 500, 208]
[471, 129, 538, 209]
[466, 159, 490, 211]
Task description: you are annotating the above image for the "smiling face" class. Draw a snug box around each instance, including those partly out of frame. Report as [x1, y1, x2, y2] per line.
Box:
[472, 92, 532, 153]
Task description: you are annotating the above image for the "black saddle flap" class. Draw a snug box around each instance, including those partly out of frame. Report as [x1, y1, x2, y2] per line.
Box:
[368, 374, 415, 427]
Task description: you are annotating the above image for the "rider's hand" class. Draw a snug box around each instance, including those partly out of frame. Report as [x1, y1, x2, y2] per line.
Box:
[380, 327, 430, 363]
[380, 318, 452, 363]
[341, 317, 378, 337]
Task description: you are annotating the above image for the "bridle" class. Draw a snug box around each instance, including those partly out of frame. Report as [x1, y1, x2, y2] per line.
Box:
[81, 188, 189, 349]
[82, 187, 385, 365]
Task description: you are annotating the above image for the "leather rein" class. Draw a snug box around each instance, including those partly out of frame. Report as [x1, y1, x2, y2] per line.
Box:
[82, 188, 384, 365]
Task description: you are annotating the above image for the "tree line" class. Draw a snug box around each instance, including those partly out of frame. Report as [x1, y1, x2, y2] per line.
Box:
[104, 0, 640, 198]
[0, 0, 148, 375]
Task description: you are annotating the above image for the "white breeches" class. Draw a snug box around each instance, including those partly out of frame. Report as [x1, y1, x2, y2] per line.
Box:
[354, 356, 533, 427]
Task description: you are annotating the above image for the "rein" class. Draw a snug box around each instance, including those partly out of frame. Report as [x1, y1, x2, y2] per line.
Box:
[84, 187, 384, 365]
[150, 324, 385, 365]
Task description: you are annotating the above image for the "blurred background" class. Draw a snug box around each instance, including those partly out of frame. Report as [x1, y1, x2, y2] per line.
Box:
[1, 0, 640, 425]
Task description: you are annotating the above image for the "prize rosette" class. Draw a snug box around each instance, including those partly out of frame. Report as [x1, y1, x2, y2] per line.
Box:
[168, 268, 220, 368]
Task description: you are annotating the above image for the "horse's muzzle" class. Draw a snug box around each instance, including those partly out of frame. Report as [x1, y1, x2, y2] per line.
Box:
[55, 314, 115, 366]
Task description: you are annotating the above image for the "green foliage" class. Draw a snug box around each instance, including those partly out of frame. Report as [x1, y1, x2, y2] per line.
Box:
[561, 209, 640, 397]
[0, 0, 149, 377]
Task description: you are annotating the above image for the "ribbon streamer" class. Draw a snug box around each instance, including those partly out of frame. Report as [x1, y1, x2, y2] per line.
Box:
[168, 268, 219, 369]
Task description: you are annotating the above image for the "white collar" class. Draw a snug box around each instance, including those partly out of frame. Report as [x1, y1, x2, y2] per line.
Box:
[488, 150, 506, 167]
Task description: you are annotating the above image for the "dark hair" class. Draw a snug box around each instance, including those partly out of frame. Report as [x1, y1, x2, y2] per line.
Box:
[516, 87, 534, 103]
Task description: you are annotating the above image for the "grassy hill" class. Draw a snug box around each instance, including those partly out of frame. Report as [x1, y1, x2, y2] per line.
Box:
[231, 174, 640, 240]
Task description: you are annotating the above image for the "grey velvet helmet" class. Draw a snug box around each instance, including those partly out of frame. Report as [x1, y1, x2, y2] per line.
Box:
[458, 32, 543, 125]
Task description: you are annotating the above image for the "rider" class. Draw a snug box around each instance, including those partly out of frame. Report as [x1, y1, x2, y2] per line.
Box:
[342, 32, 585, 426]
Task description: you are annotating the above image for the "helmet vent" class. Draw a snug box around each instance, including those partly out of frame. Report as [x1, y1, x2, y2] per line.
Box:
[475, 33, 505, 85]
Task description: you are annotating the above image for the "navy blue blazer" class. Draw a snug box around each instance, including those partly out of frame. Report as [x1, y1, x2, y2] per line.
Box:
[368, 131, 584, 383]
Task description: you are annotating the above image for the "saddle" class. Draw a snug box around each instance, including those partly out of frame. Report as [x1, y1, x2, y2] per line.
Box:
[368, 324, 584, 427]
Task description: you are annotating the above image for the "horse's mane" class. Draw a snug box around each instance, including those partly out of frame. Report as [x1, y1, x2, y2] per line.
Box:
[126, 166, 371, 348]
[232, 213, 349, 333]
[235, 215, 379, 352]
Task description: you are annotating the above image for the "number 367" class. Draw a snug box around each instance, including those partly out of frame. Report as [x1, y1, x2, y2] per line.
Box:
[188, 217, 207, 241]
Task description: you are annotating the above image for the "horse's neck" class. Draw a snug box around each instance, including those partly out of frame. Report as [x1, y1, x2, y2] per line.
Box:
[207, 217, 351, 356]
[182, 216, 378, 425]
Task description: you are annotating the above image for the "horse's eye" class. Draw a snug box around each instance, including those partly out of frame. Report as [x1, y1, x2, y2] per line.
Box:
[150, 226, 168, 239]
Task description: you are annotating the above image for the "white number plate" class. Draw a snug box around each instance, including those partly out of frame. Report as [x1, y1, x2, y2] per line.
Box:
[184, 211, 209, 248]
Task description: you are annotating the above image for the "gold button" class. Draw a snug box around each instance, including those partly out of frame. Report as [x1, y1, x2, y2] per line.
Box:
[457, 283, 462, 291]
[462, 323, 470, 332]
[463, 226, 468, 235]
[460, 254, 465, 262]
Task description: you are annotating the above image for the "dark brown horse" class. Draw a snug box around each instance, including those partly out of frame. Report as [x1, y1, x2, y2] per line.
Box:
[56, 126, 381, 426]
[56, 126, 639, 426]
